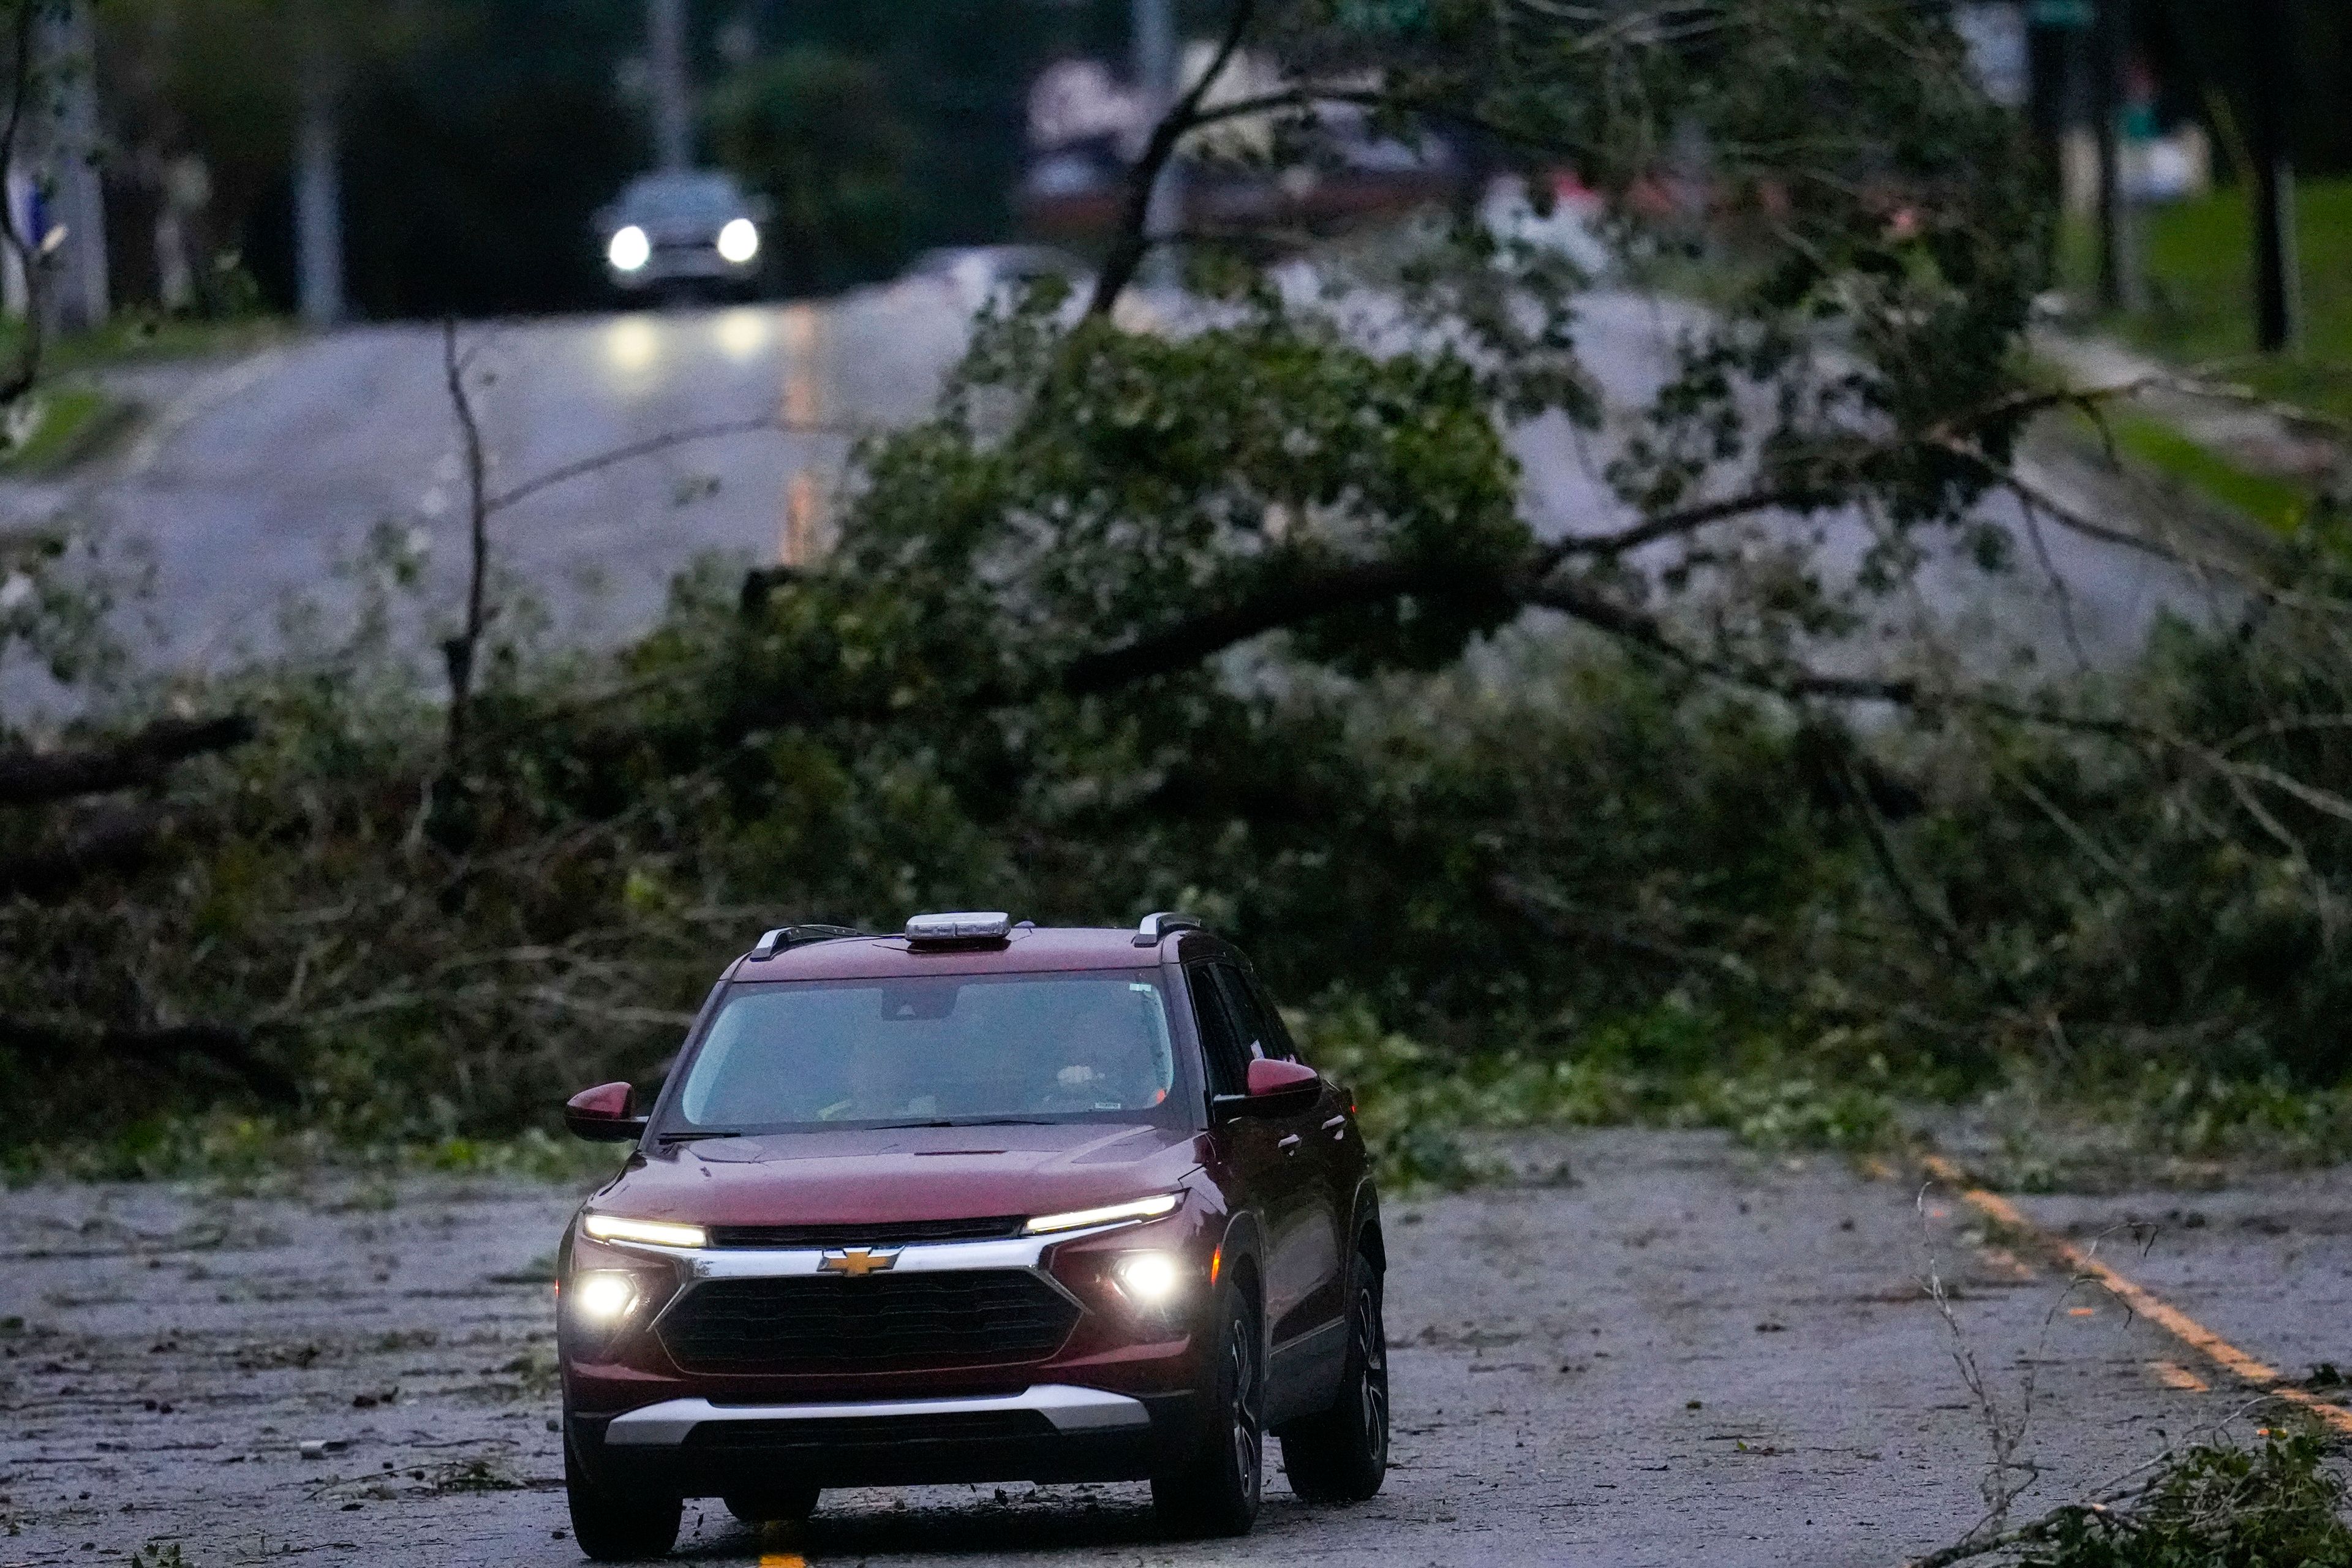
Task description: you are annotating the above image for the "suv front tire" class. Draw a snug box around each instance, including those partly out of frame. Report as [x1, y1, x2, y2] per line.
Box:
[566, 1434, 682, 1560]
[1151, 1275, 1264, 1537]
[1279, 1251, 1389, 1503]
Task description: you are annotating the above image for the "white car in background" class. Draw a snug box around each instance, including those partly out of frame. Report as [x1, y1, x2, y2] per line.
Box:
[597, 172, 771, 298]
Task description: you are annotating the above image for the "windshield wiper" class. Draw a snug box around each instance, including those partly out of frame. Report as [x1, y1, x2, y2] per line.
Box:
[656, 1129, 742, 1143]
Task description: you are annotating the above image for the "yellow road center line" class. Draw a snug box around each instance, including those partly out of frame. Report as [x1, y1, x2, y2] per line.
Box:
[1919, 1155, 2349, 1434]
[778, 303, 824, 564]
[782, 303, 820, 424]
[759, 1555, 806, 1567]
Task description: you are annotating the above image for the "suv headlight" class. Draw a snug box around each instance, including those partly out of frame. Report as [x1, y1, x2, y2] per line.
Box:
[569, 1269, 639, 1324]
[1023, 1193, 1180, 1235]
[1111, 1250, 1186, 1309]
[581, 1213, 706, 1248]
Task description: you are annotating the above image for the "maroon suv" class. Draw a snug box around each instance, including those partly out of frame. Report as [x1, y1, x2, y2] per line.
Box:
[555, 911, 1387, 1558]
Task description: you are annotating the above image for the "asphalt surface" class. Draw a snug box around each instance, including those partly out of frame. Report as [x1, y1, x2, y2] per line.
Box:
[3, 289, 957, 678]
[0, 281, 2210, 712]
[4, 1129, 2337, 1567]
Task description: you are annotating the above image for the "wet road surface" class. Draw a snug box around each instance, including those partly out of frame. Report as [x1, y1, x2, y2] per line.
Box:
[4, 1129, 2337, 1567]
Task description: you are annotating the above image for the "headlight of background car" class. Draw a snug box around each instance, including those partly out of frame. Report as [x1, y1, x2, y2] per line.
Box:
[607, 225, 651, 273]
[716, 218, 760, 265]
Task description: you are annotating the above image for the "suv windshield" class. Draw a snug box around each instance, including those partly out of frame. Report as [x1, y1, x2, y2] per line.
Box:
[664, 971, 1185, 1133]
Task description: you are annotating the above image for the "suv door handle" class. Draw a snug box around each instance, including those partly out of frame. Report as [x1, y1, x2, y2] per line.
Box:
[1323, 1115, 1348, 1140]
[1276, 1133, 1303, 1153]
[1322, 1115, 1346, 1129]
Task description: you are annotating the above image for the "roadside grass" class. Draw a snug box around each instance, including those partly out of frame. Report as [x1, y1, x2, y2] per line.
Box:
[2062, 178, 2352, 424]
[1298, 1000, 1913, 1188]
[2098, 409, 2319, 537]
[1305, 1001, 2352, 1193]
[1954, 1066, 2352, 1195]
[0, 310, 296, 377]
[0, 1112, 628, 1189]
[0, 385, 137, 476]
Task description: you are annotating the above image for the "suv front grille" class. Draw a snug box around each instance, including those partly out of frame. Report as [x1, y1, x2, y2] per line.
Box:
[704, 1216, 1023, 1249]
[657, 1272, 1079, 1374]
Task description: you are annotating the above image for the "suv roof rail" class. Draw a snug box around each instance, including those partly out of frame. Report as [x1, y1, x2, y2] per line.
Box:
[747, 924, 872, 962]
[1133, 911, 1205, 948]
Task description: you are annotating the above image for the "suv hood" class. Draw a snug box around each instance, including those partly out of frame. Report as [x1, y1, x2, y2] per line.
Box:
[587, 1121, 1205, 1232]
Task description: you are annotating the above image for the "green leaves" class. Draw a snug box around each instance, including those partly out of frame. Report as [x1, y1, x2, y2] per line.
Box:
[2022, 1424, 2352, 1568]
[832, 303, 1531, 692]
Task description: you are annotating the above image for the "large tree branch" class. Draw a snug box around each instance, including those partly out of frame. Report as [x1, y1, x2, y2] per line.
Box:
[1048, 544, 1919, 707]
[0, 1014, 296, 1100]
[1515, 575, 1919, 704]
[1058, 556, 1452, 696]
[0, 714, 255, 808]
[1542, 486, 1828, 564]
[0, 804, 178, 901]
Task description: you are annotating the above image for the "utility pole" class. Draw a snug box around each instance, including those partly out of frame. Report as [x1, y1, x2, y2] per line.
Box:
[2249, 0, 2301, 353]
[649, 0, 693, 172]
[41, 1, 106, 334]
[2024, 3, 2082, 217]
[1132, 0, 1181, 289]
[293, 72, 345, 327]
[2090, 0, 2138, 313]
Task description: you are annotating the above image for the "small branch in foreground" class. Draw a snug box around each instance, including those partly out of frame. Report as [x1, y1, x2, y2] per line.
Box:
[440, 318, 491, 763]
[484, 414, 858, 517]
[1902, 1497, 2130, 1568]
[1086, 0, 1260, 318]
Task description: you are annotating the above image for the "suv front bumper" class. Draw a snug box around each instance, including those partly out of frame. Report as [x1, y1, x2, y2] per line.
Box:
[568, 1384, 1201, 1490]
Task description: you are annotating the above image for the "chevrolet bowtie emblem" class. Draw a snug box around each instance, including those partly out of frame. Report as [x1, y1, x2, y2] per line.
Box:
[818, 1247, 901, 1278]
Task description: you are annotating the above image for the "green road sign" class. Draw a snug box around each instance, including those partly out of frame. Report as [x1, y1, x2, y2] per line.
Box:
[2029, 0, 2094, 29]
[1338, 0, 1427, 36]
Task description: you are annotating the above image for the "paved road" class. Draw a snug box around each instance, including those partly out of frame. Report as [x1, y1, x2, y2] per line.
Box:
[0, 285, 969, 698]
[4, 1131, 2336, 1567]
[0, 281, 2210, 713]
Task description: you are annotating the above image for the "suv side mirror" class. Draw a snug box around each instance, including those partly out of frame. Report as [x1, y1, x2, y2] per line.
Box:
[565, 1081, 646, 1142]
[1213, 1058, 1322, 1122]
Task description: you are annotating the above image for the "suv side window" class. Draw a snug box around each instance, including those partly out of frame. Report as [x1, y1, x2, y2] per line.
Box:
[1189, 964, 1254, 1098]
[1238, 968, 1300, 1061]
[1207, 965, 1276, 1063]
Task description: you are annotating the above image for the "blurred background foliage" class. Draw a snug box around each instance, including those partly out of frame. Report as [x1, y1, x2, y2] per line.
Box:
[97, 0, 1139, 318]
